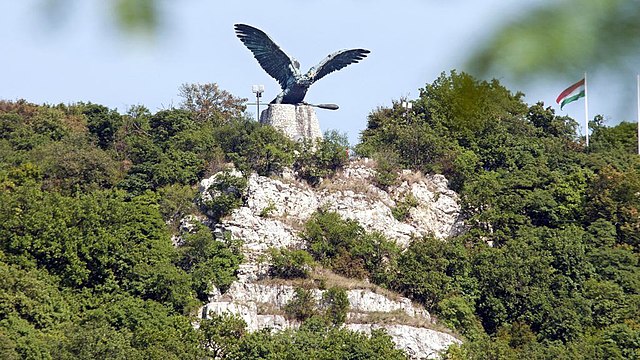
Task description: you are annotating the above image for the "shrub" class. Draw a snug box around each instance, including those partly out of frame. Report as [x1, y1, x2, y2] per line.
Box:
[268, 248, 315, 279]
[199, 170, 247, 222]
[176, 224, 243, 299]
[319, 287, 349, 326]
[156, 184, 198, 228]
[294, 130, 349, 186]
[284, 287, 316, 322]
[199, 313, 247, 359]
[303, 209, 400, 284]
[391, 193, 419, 221]
[213, 120, 296, 176]
[373, 149, 401, 190]
[259, 200, 277, 218]
[331, 250, 369, 280]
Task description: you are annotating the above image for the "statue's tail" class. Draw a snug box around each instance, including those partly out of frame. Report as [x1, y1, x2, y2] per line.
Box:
[303, 102, 339, 110]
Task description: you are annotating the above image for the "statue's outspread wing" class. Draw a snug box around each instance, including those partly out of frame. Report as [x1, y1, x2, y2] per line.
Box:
[234, 24, 297, 89]
[308, 49, 370, 83]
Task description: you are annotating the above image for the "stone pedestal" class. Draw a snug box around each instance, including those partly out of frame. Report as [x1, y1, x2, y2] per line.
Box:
[259, 104, 323, 142]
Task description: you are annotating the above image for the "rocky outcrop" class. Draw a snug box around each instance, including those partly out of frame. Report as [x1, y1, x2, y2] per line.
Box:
[346, 324, 462, 359]
[193, 161, 465, 359]
[203, 283, 432, 330]
[259, 104, 323, 142]
[239, 161, 463, 247]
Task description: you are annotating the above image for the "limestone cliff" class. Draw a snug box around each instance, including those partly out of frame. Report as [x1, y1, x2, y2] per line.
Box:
[187, 160, 465, 359]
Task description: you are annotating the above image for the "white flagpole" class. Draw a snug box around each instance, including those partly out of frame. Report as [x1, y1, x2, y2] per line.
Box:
[584, 72, 589, 147]
[637, 74, 640, 155]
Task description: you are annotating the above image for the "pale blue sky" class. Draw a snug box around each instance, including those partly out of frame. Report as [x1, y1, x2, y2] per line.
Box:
[1, 0, 632, 145]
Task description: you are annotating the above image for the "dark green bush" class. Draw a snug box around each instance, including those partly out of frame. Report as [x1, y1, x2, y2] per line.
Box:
[303, 209, 400, 282]
[373, 149, 401, 189]
[391, 193, 419, 221]
[176, 223, 243, 299]
[294, 130, 349, 186]
[213, 120, 296, 176]
[268, 248, 315, 279]
[319, 287, 349, 326]
[199, 170, 247, 222]
[284, 287, 316, 322]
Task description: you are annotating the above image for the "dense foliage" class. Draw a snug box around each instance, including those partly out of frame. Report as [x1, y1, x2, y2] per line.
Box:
[201, 314, 407, 360]
[354, 71, 640, 359]
[0, 85, 398, 359]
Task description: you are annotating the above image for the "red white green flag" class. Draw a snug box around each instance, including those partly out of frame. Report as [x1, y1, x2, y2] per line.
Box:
[556, 78, 585, 110]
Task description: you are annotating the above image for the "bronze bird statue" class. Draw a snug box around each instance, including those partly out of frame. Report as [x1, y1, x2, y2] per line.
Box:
[234, 24, 370, 105]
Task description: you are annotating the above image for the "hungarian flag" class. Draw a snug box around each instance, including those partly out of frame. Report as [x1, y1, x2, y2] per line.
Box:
[556, 78, 585, 110]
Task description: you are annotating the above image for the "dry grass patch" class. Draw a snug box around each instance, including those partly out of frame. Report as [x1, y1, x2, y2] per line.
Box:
[317, 176, 376, 196]
[396, 169, 426, 188]
[256, 303, 287, 316]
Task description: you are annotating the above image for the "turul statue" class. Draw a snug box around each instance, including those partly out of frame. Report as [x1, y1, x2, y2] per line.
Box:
[234, 24, 370, 106]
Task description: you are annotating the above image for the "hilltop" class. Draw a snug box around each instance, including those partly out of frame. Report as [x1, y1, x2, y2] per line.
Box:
[1, 72, 639, 359]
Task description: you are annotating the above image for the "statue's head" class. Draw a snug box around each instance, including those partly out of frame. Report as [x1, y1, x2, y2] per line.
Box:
[299, 73, 313, 86]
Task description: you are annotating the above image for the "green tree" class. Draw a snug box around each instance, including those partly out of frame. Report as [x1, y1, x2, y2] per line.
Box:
[199, 313, 247, 359]
[176, 224, 243, 299]
[393, 237, 472, 312]
[178, 83, 247, 124]
[81, 103, 123, 149]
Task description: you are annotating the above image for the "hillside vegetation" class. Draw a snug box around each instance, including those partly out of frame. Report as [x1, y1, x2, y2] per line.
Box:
[1, 73, 639, 359]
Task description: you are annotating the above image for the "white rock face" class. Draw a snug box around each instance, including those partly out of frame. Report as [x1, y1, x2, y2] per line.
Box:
[194, 162, 464, 359]
[317, 164, 464, 247]
[202, 283, 431, 333]
[244, 173, 319, 220]
[218, 163, 464, 248]
[347, 290, 430, 320]
[346, 324, 462, 359]
[392, 173, 466, 240]
[259, 104, 323, 142]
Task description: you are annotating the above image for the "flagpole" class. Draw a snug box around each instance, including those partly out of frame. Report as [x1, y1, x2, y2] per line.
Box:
[584, 72, 589, 147]
[637, 74, 640, 155]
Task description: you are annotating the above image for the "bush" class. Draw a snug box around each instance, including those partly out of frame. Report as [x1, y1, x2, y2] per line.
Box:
[438, 296, 484, 341]
[199, 170, 247, 222]
[284, 287, 316, 322]
[268, 248, 314, 279]
[259, 200, 276, 218]
[391, 193, 419, 221]
[294, 130, 349, 186]
[199, 313, 247, 359]
[284, 286, 349, 326]
[304, 209, 363, 263]
[393, 236, 470, 312]
[373, 149, 401, 189]
[156, 184, 198, 228]
[176, 224, 243, 299]
[303, 209, 400, 283]
[81, 103, 123, 149]
[319, 287, 349, 326]
[213, 120, 296, 176]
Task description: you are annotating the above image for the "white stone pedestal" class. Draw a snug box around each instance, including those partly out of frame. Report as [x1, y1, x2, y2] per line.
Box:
[259, 104, 323, 142]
